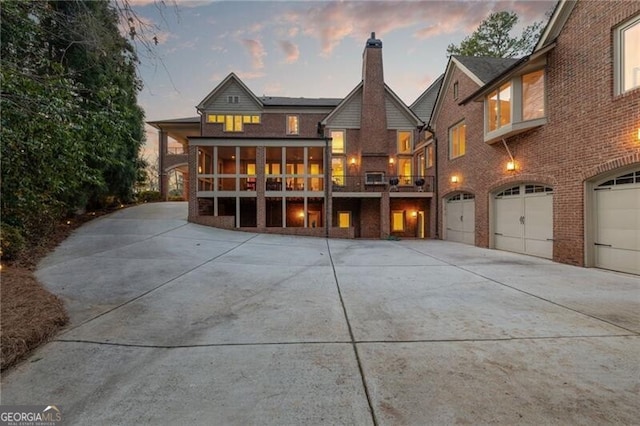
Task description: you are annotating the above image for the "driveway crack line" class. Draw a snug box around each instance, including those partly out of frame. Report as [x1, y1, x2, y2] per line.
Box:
[326, 239, 378, 426]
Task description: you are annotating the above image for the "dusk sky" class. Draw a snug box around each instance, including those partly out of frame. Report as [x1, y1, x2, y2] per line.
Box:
[130, 0, 555, 158]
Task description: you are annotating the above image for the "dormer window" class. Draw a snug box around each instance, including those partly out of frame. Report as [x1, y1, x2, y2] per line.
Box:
[227, 95, 239, 104]
[483, 69, 547, 143]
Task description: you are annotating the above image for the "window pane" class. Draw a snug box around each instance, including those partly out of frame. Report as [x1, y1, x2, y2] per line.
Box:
[392, 211, 404, 232]
[242, 115, 251, 123]
[266, 147, 282, 175]
[397, 131, 412, 153]
[417, 154, 425, 177]
[331, 130, 344, 153]
[332, 157, 345, 186]
[459, 123, 466, 156]
[398, 158, 412, 184]
[286, 147, 304, 174]
[217, 115, 224, 123]
[488, 90, 498, 131]
[207, 114, 216, 123]
[623, 19, 640, 92]
[308, 146, 324, 174]
[499, 82, 511, 127]
[522, 70, 545, 120]
[251, 115, 261, 123]
[338, 212, 350, 228]
[426, 144, 434, 168]
[225, 115, 234, 131]
[234, 115, 243, 131]
[287, 115, 299, 134]
[217, 147, 236, 174]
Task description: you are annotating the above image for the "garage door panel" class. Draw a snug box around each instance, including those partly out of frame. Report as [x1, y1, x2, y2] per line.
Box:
[524, 239, 553, 259]
[445, 195, 475, 245]
[524, 195, 553, 241]
[494, 197, 521, 238]
[495, 234, 523, 253]
[595, 246, 640, 275]
[462, 202, 475, 234]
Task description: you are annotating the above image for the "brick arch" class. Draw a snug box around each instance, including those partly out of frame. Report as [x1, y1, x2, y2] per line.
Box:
[441, 188, 475, 200]
[581, 153, 640, 182]
[488, 173, 557, 194]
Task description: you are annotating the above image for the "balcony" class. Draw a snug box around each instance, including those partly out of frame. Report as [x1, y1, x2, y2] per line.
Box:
[332, 175, 434, 194]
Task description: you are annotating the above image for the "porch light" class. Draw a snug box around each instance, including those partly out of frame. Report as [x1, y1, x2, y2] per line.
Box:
[298, 211, 305, 218]
[198, 166, 202, 173]
[411, 211, 417, 218]
[451, 175, 459, 184]
[389, 157, 395, 165]
[350, 157, 357, 165]
[506, 161, 516, 171]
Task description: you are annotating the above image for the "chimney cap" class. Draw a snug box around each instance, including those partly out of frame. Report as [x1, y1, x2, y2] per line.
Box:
[366, 32, 382, 48]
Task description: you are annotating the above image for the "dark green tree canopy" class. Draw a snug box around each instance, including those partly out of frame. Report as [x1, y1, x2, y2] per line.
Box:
[447, 11, 543, 58]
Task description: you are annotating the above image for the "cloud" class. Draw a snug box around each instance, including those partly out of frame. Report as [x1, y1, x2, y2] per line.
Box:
[278, 40, 300, 64]
[236, 70, 266, 80]
[280, 1, 554, 56]
[241, 39, 266, 69]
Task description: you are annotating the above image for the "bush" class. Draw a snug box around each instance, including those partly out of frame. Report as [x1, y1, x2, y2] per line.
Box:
[137, 191, 162, 203]
[167, 195, 185, 201]
[1, 224, 26, 261]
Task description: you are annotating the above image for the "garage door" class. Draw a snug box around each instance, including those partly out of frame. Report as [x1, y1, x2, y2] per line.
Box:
[494, 184, 553, 259]
[445, 193, 475, 245]
[594, 170, 640, 275]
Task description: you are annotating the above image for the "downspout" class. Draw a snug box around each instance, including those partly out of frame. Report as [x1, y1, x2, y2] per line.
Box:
[433, 135, 439, 239]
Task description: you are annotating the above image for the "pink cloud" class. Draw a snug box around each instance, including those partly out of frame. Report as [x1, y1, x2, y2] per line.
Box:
[241, 39, 266, 69]
[278, 40, 300, 63]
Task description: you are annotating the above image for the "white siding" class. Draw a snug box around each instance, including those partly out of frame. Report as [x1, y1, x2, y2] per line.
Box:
[385, 94, 417, 129]
[328, 89, 362, 128]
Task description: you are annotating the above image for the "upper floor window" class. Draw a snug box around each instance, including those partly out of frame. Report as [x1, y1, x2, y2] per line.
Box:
[453, 81, 459, 100]
[522, 70, 545, 120]
[227, 95, 239, 104]
[449, 121, 466, 159]
[331, 130, 345, 154]
[207, 114, 260, 132]
[426, 144, 434, 168]
[615, 14, 640, 94]
[487, 82, 511, 132]
[417, 153, 425, 178]
[287, 115, 299, 135]
[397, 131, 412, 153]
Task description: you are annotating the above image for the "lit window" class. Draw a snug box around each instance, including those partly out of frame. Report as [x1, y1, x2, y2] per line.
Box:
[338, 212, 351, 228]
[251, 115, 260, 123]
[398, 158, 412, 185]
[417, 154, 425, 178]
[615, 14, 640, 94]
[392, 211, 404, 232]
[449, 121, 466, 159]
[426, 144, 434, 168]
[332, 157, 345, 186]
[331, 130, 345, 154]
[287, 115, 299, 135]
[522, 70, 545, 121]
[487, 82, 511, 131]
[206, 114, 260, 130]
[397, 131, 412, 153]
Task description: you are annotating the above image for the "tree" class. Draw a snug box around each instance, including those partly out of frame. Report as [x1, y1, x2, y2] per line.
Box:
[447, 11, 543, 58]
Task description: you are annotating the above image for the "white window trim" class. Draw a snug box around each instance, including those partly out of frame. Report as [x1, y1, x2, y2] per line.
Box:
[614, 13, 640, 95]
[397, 130, 413, 154]
[287, 115, 300, 135]
[449, 120, 466, 159]
[330, 129, 346, 154]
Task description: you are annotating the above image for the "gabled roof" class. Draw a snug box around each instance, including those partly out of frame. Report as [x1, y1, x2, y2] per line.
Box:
[410, 74, 444, 122]
[384, 83, 424, 127]
[196, 72, 263, 110]
[320, 82, 363, 126]
[147, 116, 199, 127]
[260, 96, 342, 107]
[453, 56, 520, 85]
[535, 0, 577, 51]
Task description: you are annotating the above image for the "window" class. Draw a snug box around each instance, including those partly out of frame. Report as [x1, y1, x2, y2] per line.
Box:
[332, 157, 345, 186]
[392, 211, 404, 232]
[287, 115, 299, 135]
[522, 70, 545, 121]
[227, 95, 239, 104]
[453, 81, 459, 99]
[397, 131, 412, 153]
[417, 154, 425, 178]
[487, 82, 511, 132]
[449, 121, 466, 159]
[365, 172, 385, 185]
[338, 212, 351, 228]
[615, 14, 640, 94]
[426, 144, 434, 168]
[206, 114, 260, 131]
[398, 158, 412, 185]
[331, 130, 345, 154]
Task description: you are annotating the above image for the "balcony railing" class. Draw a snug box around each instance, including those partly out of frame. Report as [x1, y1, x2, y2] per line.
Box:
[332, 175, 434, 193]
[167, 147, 187, 155]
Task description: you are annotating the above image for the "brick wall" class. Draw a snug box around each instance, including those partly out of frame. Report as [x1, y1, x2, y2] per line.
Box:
[434, 1, 640, 267]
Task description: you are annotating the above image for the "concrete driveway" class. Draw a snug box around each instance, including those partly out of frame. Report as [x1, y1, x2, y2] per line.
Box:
[2, 202, 639, 425]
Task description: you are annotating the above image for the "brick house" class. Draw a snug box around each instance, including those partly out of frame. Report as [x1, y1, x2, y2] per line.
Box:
[151, 33, 432, 239]
[150, 0, 639, 275]
[424, 0, 640, 274]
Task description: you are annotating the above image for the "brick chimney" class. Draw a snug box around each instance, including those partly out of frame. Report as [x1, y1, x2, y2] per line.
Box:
[361, 32, 387, 155]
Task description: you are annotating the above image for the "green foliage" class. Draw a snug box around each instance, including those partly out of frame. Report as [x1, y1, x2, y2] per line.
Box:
[0, 0, 146, 252]
[1, 224, 26, 261]
[447, 11, 543, 58]
[136, 191, 162, 203]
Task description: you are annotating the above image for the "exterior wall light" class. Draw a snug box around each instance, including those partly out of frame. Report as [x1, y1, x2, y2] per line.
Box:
[506, 161, 516, 171]
[637, 128, 640, 141]
[451, 175, 459, 184]
[411, 211, 418, 218]
[389, 157, 395, 165]
[350, 157, 357, 165]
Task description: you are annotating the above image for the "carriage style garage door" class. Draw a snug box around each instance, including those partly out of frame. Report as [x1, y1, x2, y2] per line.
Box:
[593, 170, 640, 275]
[445, 193, 475, 245]
[493, 184, 553, 259]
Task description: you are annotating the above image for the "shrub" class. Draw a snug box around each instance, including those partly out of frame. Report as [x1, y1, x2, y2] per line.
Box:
[137, 191, 162, 203]
[1, 224, 26, 261]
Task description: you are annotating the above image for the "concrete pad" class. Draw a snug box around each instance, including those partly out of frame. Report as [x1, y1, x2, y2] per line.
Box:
[216, 241, 330, 266]
[162, 223, 257, 243]
[1, 342, 371, 425]
[336, 265, 629, 341]
[329, 240, 448, 266]
[75, 217, 187, 236]
[36, 257, 205, 325]
[101, 201, 188, 220]
[359, 337, 640, 425]
[62, 263, 351, 345]
[93, 236, 240, 261]
[250, 233, 330, 249]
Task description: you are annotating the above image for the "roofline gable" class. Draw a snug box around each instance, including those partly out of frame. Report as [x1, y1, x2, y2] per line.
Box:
[410, 74, 444, 109]
[320, 82, 363, 126]
[196, 72, 263, 111]
[534, 0, 577, 51]
[451, 57, 485, 86]
[384, 83, 424, 127]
